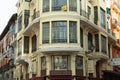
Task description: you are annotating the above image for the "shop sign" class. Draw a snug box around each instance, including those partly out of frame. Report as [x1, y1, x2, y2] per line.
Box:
[111, 58, 120, 65]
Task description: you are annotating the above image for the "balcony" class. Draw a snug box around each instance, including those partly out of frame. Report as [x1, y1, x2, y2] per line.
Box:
[32, 11, 40, 21]
[36, 43, 83, 53]
[16, 54, 30, 65]
[87, 52, 109, 60]
[80, 9, 100, 33]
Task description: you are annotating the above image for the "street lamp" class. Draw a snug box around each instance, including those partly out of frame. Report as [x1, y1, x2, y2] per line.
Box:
[85, 45, 96, 80]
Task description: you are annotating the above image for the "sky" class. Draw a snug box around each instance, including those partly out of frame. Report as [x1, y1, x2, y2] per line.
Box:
[0, 0, 17, 35]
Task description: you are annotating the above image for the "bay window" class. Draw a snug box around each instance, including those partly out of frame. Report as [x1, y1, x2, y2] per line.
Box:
[69, 21, 77, 43]
[52, 21, 67, 43]
[42, 22, 49, 44]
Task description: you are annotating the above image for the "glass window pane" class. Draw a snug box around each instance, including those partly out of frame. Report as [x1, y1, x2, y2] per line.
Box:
[76, 56, 83, 69]
[43, 0, 49, 12]
[18, 38, 22, 55]
[24, 10, 29, 28]
[41, 57, 46, 70]
[24, 36, 29, 53]
[69, 0, 77, 11]
[53, 56, 69, 70]
[52, 0, 67, 11]
[42, 22, 49, 44]
[101, 35, 107, 53]
[100, 8, 105, 29]
[52, 21, 67, 43]
[88, 33, 93, 50]
[69, 21, 77, 43]
[80, 27, 83, 47]
[18, 14, 22, 32]
[32, 35, 37, 52]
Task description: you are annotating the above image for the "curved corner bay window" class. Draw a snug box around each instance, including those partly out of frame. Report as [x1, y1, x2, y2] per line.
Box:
[69, 21, 77, 43]
[52, 21, 67, 43]
[42, 22, 49, 44]
[52, 0, 67, 11]
[69, 0, 77, 11]
[52, 55, 70, 70]
[43, 0, 49, 12]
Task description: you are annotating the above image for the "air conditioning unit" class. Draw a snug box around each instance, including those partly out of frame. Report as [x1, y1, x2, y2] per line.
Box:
[61, 5, 67, 11]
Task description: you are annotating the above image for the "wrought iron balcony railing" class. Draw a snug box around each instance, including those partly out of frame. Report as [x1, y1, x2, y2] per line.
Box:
[32, 11, 40, 21]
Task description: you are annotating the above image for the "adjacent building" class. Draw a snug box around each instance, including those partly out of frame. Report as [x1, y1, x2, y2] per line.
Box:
[0, 14, 17, 80]
[111, 0, 120, 75]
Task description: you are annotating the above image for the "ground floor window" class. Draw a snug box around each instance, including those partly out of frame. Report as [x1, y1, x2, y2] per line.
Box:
[52, 55, 70, 70]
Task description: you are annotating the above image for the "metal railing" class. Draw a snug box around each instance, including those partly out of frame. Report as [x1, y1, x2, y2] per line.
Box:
[32, 11, 40, 21]
[80, 9, 89, 19]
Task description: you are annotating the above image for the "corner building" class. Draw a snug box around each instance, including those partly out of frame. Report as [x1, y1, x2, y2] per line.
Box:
[14, 0, 115, 80]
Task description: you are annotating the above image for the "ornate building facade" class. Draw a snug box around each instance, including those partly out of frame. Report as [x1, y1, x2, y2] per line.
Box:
[0, 0, 119, 80]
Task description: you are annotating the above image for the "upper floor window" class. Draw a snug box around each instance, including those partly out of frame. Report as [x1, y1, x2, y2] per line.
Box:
[18, 38, 22, 56]
[101, 35, 107, 53]
[18, 13, 22, 32]
[24, 36, 29, 53]
[69, 0, 77, 11]
[69, 21, 77, 43]
[10, 23, 15, 37]
[80, 27, 83, 47]
[52, 21, 67, 43]
[42, 22, 49, 44]
[94, 6, 98, 25]
[52, 0, 67, 11]
[88, 33, 93, 50]
[24, 10, 30, 28]
[100, 8, 106, 29]
[43, 0, 49, 12]
[32, 35, 37, 52]
[95, 34, 99, 52]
